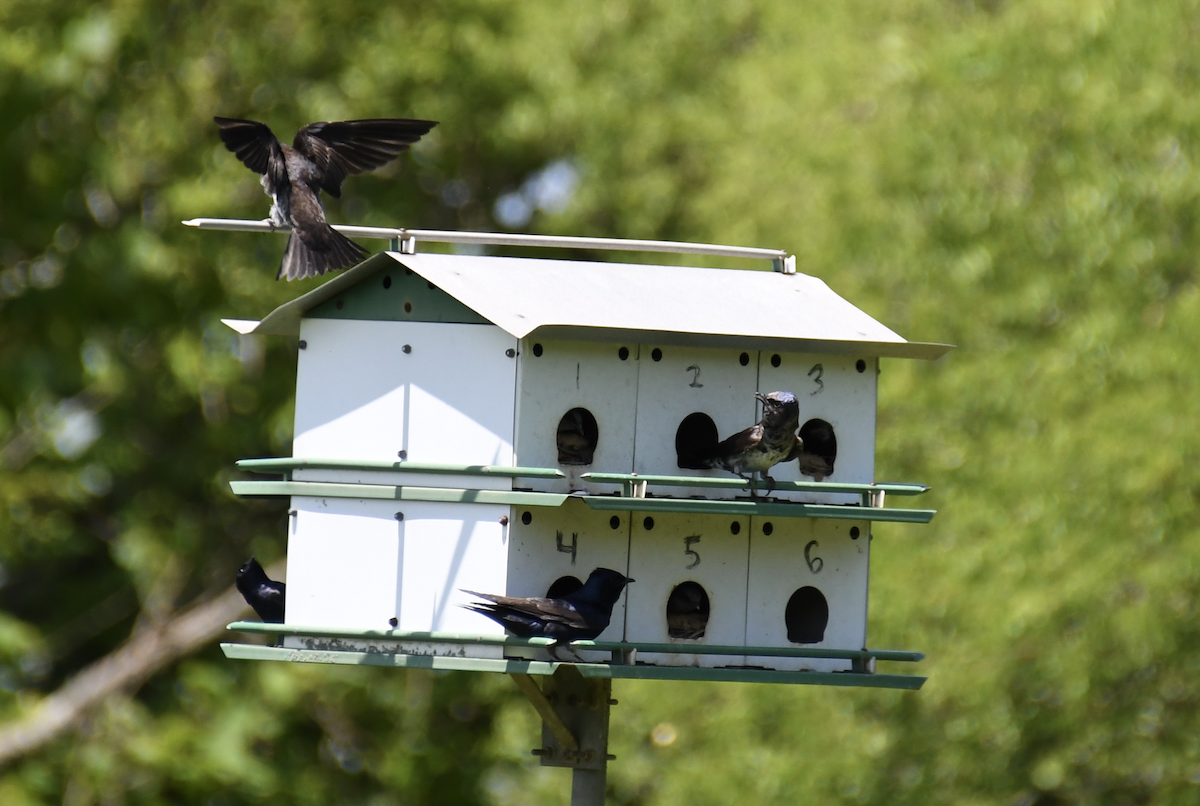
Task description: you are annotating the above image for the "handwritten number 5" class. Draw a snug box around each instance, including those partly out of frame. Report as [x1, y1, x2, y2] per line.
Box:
[684, 535, 701, 569]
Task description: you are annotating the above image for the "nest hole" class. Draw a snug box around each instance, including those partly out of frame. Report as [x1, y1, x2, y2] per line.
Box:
[556, 407, 599, 465]
[666, 581, 710, 640]
[785, 586, 829, 644]
[797, 419, 838, 480]
[675, 412, 718, 469]
[546, 576, 583, 599]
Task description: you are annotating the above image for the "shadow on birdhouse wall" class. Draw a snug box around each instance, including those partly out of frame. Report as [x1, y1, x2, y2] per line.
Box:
[785, 586, 829, 643]
[556, 407, 599, 465]
[674, 412, 719, 469]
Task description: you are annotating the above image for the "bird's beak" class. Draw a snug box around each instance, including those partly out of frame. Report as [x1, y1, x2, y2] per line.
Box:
[755, 392, 768, 404]
[626, 576, 636, 584]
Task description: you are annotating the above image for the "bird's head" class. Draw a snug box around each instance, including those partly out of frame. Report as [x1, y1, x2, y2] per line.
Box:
[237, 557, 265, 581]
[582, 567, 635, 602]
[756, 390, 800, 427]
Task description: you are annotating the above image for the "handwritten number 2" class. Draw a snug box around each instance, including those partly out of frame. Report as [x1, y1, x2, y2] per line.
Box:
[808, 364, 824, 395]
[686, 365, 703, 388]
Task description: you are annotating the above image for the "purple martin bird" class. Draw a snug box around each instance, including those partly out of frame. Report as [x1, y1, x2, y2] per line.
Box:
[461, 568, 634, 641]
[235, 557, 286, 623]
[704, 390, 801, 496]
[214, 116, 438, 281]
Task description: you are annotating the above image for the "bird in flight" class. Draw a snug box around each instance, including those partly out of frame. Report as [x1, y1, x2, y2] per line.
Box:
[235, 557, 286, 623]
[214, 116, 438, 281]
[704, 390, 801, 496]
[461, 567, 634, 641]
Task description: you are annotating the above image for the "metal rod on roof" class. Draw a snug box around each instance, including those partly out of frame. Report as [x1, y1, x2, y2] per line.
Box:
[181, 217, 792, 265]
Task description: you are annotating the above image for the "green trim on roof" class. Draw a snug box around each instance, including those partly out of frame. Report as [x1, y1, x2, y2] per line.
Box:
[306, 261, 489, 324]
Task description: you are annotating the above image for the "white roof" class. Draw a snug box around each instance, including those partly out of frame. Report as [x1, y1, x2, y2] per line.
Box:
[223, 252, 952, 360]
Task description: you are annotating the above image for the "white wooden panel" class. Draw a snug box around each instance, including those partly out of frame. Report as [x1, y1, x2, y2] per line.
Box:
[292, 319, 517, 489]
[757, 352, 876, 504]
[284, 496, 402, 631]
[633, 344, 760, 498]
[625, 512, 749, 667]
[502, 499, 631, 660]
[744, 518, 869, 672]
[514, 339, 639, 494]
[396, 500, 510, 636]
[282, 496, 508, 659]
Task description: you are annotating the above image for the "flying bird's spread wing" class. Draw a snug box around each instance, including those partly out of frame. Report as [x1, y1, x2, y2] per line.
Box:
[214, 117, 287, 187]
[294, 118, 439, 198]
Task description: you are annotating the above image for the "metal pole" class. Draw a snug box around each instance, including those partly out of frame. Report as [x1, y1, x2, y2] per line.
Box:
[571, 767, 607, 806]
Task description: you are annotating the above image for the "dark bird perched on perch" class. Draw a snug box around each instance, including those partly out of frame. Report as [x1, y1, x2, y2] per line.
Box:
[461, 567, 634, 641]
[235, 557, 286, 623]
[704, 390, 801, 495]
[792, 418, 837, 481]
[214, 116, 438, 281]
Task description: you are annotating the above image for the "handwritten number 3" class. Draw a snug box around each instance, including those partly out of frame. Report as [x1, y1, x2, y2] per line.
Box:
[808, 364, 824, 395]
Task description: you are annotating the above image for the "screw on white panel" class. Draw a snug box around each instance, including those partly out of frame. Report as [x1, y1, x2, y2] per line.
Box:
[297, 340, 307, 349]
[402, 344, 412, 354]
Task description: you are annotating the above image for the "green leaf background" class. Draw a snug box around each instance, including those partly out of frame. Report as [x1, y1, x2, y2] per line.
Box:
[1, 0, 1198, 803]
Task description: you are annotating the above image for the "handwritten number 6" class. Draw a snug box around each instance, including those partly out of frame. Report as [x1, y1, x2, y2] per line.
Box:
[804, 540, 823, 574]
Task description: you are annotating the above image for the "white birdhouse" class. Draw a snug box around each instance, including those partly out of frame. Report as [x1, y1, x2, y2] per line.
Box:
[222, 242, 949, 685]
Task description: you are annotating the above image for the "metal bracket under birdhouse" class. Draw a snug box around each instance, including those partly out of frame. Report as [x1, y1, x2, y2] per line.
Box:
[510, 670, 611, 767]
[509, 668, 615, 806]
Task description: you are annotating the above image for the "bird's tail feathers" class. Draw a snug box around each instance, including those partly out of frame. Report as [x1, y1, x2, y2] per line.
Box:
[278, 227, 370, 281]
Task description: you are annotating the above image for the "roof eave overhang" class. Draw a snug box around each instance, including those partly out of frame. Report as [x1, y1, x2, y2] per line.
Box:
[223, 252, 954, 361]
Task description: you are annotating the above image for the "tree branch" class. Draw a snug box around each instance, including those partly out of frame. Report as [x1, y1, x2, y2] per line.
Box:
[0, 562, 283, 767]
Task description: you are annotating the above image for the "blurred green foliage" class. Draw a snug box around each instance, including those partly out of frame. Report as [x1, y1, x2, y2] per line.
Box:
[1, 0, 1198, 803]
